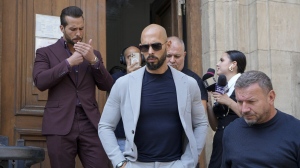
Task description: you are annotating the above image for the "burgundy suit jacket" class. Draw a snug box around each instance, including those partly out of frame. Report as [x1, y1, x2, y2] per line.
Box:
[33, 39, 113, 135]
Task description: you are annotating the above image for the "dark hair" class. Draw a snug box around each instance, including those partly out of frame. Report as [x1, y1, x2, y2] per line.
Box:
[235, 70, 273, 93]
[225, 50, 247, 73]
[60, 6, 83, 27]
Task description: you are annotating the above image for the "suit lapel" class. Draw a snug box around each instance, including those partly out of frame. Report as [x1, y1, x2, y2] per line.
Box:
[49, 40, 76, 84]
[129, 66, 145, 127]
[49, 40, 70, 62]
[170, 67, 188, 127]
[128, 66, 188, 128]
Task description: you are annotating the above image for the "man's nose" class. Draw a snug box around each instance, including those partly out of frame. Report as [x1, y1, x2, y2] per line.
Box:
[170, 56, 175, 62]
[148, 45, 155, 55]
[75, 29, 81, 36]
[241, 102, 250, 114]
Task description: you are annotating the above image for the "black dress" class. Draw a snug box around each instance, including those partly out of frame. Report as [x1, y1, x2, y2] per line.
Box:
[208, 91, 239, 168]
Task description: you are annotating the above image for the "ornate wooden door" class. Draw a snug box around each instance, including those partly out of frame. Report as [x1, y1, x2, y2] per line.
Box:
[1, 0, 107, 167]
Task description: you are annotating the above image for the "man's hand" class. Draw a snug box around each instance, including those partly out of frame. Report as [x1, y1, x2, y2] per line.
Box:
[121, 162, 127, 168]
[74, 39, 97, 64]
[127, 61, 141, 74]
[66, 51, 84, 67]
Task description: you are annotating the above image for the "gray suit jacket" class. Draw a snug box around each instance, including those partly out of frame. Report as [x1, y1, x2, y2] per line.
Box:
[98, 66, 208, 168]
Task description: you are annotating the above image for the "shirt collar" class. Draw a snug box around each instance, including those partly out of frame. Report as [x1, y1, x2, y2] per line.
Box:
[226, 73, 241, 96]
[59, 37, 73, 56]
[59, 37, 68, 49]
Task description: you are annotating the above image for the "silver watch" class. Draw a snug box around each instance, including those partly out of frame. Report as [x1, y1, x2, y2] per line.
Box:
[116, 160, 127, 168]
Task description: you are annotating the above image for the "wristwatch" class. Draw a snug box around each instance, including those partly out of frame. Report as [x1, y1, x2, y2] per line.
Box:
[90, 56, 99, 65]
[116, 160, 127, 168]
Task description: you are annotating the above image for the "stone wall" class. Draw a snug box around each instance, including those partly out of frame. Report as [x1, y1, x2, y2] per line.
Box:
[201, 0, 300, 164]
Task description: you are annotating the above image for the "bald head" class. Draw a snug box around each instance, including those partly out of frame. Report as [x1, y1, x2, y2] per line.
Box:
[166, 36, 186, 71]
[140, 24, 170, 74]
[141, 24, 168, 43]
[167, 36, 185, 50]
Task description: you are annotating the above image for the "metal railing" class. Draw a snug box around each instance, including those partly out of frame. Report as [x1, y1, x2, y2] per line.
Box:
[0, 136, 45, 168]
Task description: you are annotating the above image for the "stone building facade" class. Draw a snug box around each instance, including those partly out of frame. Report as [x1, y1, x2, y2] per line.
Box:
[201, 0, 300, 164]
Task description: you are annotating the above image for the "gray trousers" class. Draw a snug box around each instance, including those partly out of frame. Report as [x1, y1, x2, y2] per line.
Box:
[125, 160, 184, 168]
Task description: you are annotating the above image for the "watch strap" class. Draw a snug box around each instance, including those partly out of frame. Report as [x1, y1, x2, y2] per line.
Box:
[116, 160, 127, 168]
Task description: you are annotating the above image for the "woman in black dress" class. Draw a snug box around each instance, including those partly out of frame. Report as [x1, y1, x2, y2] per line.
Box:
[207, 50, 247, 168]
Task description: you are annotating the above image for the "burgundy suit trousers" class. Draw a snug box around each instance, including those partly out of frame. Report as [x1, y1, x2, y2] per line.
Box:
[46, 107, 110, 168]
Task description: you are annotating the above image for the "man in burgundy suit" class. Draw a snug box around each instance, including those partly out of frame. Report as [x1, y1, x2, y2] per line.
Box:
[33, 6, 113, 168]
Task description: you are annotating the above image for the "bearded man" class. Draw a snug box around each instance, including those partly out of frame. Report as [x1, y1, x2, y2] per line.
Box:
[33, 6, 112, 168]
[98, 24, 208, 168]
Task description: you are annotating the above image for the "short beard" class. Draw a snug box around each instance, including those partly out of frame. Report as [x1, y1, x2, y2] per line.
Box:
[243, 109, 270, 126]
[244, 119, 256, 126]
[146, 52, 167, 70]
[63, 30, 82, 46]
[66, 38, 75, 46]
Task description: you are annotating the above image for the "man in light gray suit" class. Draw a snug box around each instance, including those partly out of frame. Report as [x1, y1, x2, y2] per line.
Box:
[98, 24, 208, 168]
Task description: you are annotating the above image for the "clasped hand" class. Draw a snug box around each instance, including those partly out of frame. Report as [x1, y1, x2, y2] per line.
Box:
[68, 39, 96, 67]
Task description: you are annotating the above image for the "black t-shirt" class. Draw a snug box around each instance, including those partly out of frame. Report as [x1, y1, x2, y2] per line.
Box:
[222, 110, 300, 168]
[134, 68, 183, 162]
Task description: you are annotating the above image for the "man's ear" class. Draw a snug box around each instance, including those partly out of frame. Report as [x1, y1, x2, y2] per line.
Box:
[268, 90, 276, 105]
[184, 51, 187, 57]
[60, 25, 64, 33]
[166, 40, 172, 49]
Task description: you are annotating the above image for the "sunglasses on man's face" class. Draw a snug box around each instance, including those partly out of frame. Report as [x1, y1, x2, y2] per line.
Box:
[139, 42, 167, 52]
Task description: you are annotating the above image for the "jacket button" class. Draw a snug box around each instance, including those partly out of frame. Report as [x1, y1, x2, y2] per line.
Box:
[132, 130, 134, 134]
[131, 148, 133, 151]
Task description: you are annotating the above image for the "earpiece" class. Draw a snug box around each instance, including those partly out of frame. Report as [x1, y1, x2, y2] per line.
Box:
[119, 55, 127, 66]
[120, 46, 129, 66]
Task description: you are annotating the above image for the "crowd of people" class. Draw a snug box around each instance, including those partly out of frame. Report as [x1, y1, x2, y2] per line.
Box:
[33, 5, 300, 168]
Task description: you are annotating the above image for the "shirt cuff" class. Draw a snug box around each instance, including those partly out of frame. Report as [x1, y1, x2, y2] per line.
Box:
[65, 60, 72, 72]
[91, 60, 101, 69]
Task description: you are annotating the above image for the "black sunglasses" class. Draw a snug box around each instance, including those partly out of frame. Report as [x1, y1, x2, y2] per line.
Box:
[139, 42, 167, 52]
